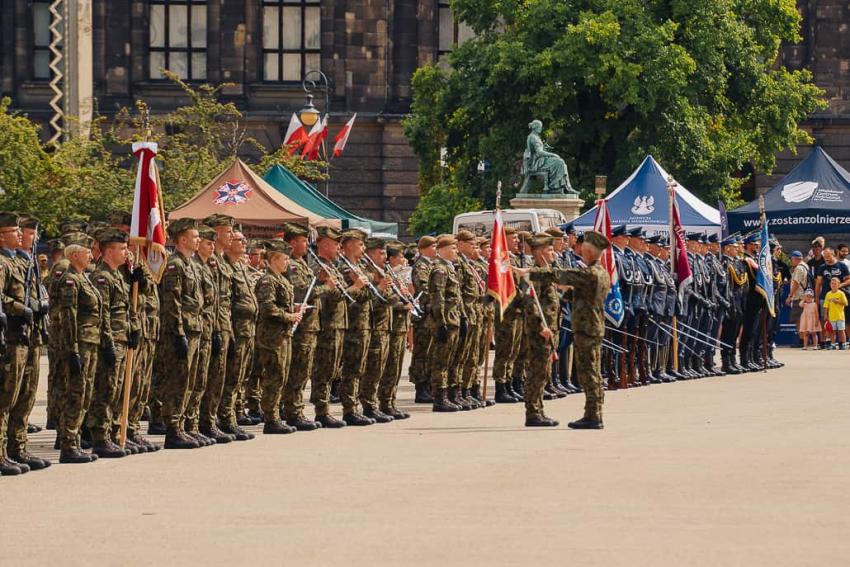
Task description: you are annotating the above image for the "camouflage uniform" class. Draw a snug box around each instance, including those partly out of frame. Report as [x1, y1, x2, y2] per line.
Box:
[44, 258, 71, 428]
[493, 253, 524, 385]
[240, 265, 265, 416]
[310, 255, 347, 418]
[158, 251, 204, 432]
[219, 256, 257, 428]
[200, 251, 233, 431]
[128, 264, 159, 437]
[472, 257, 494, 391]
[56, 266, 103, 451]
[524, 267, 561, 418]
[457, 254, 485, 392]
[379, 277, 410, 413]
[339, 257, 373, 416]
[408, 255, 433, 386]
[255, 269, 295, 423]
[184, 254, 218, 434]
[360, 267, 395, 413]
[0, 249, 30, 463]
[427, 257, 465, 394]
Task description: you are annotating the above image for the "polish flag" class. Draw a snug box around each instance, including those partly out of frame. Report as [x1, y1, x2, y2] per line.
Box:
[487, 210, 516, 318]
[130, 141, 168, 281]
[301, 115, 328, 160]
[283, 113, 308, 155]
[332, 113, 357, 157]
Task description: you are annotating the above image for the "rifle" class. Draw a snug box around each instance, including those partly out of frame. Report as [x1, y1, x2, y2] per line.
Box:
[307, 248, 355, 304]
[338, 252, 387, 303]
[291, 275, 318, 334]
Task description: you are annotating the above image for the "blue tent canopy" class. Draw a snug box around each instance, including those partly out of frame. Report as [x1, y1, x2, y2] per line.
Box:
[573, 156, 720, 234]
[727, 146, 850, 235]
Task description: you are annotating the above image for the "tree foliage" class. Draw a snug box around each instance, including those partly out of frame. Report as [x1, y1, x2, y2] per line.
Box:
[408, 182, 482, 236]
[404, 0, 826, 221]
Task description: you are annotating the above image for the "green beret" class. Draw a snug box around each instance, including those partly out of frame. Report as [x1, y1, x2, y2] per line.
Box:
[283, 223, 310, 241]
[98, 227, 129, 246]
[63, 232, 94, 249]
[203, 214, 235, 228]
[19, 214, 41, 230]
[60, 220, 88, 235]
[198, 225, 217, 241]
[167, 217, 198, 238]
[265, 239, 292, 256]
[417, 236, 437, 248]
[341, 229, 368, 242]
[0, 212, 20, 229]
[530, 234, 554, 249]
[583, 230, 610, 250]
[108, 211, 132, 226]
[47, 238, 65, 253]
[316, 226, 342, 242]
[365, 237, 385, 250]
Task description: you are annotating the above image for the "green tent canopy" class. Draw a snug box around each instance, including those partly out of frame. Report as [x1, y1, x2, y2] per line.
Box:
[262, 164, 398, 237]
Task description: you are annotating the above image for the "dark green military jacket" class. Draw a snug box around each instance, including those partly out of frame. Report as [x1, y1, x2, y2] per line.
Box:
[15, 251, 46, 346]
[287, 256, 322, 334]
[458, 254, 484, 327]
[366, 264, 395, 333]
[527, 264, 563, 335]
[411, 255, 432, 324]
[339, 256, 372, 331]
[544, 262, 610, 338]
[389, 265, 411, 335]
[427, 257, 464, 329]
[309, 253, 348, 331]
[0, 250, 28, 344]
[227, 256, 258, 338]
[159, 251, 204, 337]
[213, 251, 233, 335]
[58, 265, 104, 352]
[90, 261, 138, 345]
[255, 270, 295, 349]
[194, 255, 218, 341]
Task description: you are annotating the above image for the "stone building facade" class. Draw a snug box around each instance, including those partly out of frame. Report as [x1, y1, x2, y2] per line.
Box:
[0, 0, 469, 236]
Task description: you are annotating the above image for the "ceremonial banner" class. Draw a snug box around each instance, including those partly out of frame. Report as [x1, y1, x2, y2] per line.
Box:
[332, 113, 357, 157]
[130, 141, 167, 281]
[670, 191, 693, 303]
[755, 212, 776, 317]
[487, 210, 516, 317]
[301, 115, 328, 161]
[283, 113, 308, 155]
[593, 198, 624, 326]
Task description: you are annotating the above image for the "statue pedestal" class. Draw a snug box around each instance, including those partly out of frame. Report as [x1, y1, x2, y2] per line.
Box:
[509, 193, 585, 221]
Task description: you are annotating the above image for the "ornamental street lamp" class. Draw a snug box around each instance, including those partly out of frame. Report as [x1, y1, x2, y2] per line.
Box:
[299, 69, 331, 195]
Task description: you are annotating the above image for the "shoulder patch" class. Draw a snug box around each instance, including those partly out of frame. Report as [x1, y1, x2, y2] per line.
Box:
[54, 270, 63, 277]
[65, 279, 75, 287]
[209, 260, 217, 267]
[97, 277, 107, 284]
[167, 264, 177, 271]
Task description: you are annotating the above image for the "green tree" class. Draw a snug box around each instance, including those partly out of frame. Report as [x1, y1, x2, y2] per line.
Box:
[404, 0, 826, 219]
[408, 182, 482, 236]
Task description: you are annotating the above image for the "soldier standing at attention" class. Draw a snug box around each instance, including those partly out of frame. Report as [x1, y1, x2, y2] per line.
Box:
[159, 218, 205, 450]
[378, 241, 412, 419]
[255, 240, 303, 435]
[493, 227, 523, 403]
[88, 228, 136, 458]
[219, 228, 258, 440]
[281, 223, 323, 431]
[472, 237, 495, 406]
[242, 239, 266, 424]
[409, 236, 437, 403]
[428, 235, 466, 412]
[456, 229, 485, 410]
[55, 233, 102, 464]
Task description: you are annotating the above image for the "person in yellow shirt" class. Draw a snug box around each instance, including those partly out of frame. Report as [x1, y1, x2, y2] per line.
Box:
[824, 277, 849, 349]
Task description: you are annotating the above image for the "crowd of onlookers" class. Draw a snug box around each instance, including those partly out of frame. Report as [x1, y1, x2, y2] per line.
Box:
[786, 238, 850, 349]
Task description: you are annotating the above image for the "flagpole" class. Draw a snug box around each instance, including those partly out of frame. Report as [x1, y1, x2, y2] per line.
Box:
[759, 195, 769, 372]
[668, 176, 679, 373]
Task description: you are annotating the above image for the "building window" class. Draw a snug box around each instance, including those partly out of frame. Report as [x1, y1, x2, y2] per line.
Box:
[438, 0, 474, 57]
[149, 0, 207, 80]
[32, 0, 57, 80]
[262, 0, 321, 82]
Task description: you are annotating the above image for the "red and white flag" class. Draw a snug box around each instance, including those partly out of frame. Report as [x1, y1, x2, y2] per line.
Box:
[301, 115, 328, 160]
[332, 113, 357, 157]
[130, 142, 168, 281]
[283, 113, 308, 155]
[669, 190, 693, 302]
[487, 210, 516, 318]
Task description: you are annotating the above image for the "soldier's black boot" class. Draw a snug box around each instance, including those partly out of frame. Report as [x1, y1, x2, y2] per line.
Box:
[432, 388, 460, 412]
[448, 386, 472, 410]
[363, 407, 395, 423]
[494, 382, 517, 404]
[330, 380, 341, 403]
[504, 380, 522, 401]
[263, 420, 297, 434]
[525, 414, 559, 427]
[59, 448, 95, 464]
[286, 415, 320, 431]
[199, 424, 235, 443]
[342, 412, 375, 426]
[27, 423, 42, 434]
[381, 404, 411, 420]
[462, 388, 482, 409]
[129, 432, 162, 452]
[0, 457, 24, 475]
[414, 382, 433, 404]
[236, 411, 254, 427]
[220, 422, 255, 441]
[164, 428, 200, 449]
[147, 420, 167, 436]
[315, 414, 346, 428]
[567, 416, 604, 430]
[9, 451, 49, 470]
[511, 377, 525, 397]
[470, 384, 495, 407]
[92, 440, 127, 458]
[731, 351, 747, 373]
[141, 406, 151, 422]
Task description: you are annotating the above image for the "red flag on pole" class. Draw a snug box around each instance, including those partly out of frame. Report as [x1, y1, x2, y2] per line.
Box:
[669, 188, 693, 301]
[487, 210, 516, 317]
[283, 113, 308, 155]
[301, 115, 328, 160]
[332, 113, 357, 157]
[130, 141, 167, 281]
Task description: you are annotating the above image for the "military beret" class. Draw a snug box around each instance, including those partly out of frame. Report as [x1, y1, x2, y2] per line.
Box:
[583, 230, 610, 250]
[108, 211, 132, 226]
[417, 235, 437, 249]
[316, 225, 342, 242]
[503, 226, 518, 236]
[386, 241, 405, 256]
[60, 220, 89, 235]
[198, 225, 217, 241]
[63, 232, 94, 249]
[518, 230, 532, 241]
[19, 214, 41, 230]
[341, 229, 368, 242]
[98, 227, 129, 245]
[47, 238, 65, 253]
[167, 217, 198, 238]
[560, 222, 576, 235]
[365, 237, 386, 250]
[456, 229, 477, 242]
[265, 239, 292, 256]
[0, 212, 20, 229]
[530, 234, 554, 249]
[436, 235, 457, 248]
[707, 233, 719, 243]
[544, 227, 564, 238]
[204, 214, 235, 227]
[611, 224, 627, 237]
[477, 237, 490, 246]
[646, 235, 662, 245]
[627, 226, 645, 238]
[387, 239, 405, 249]
[282, 222, 310, 241]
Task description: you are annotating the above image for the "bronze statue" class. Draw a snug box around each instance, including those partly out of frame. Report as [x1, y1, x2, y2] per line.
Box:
[521, 120, 576, 195]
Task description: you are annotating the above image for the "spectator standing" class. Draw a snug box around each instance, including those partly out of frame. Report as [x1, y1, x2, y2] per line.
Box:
[786, 251, 810, 335]
[824, 277, 849, 349]
[814, 247, 850, 320]
[798, 289, 820, 349]
[808, 236, 826, 278]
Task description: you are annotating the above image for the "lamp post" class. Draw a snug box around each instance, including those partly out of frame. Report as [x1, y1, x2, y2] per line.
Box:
[300, 70, 331, 196]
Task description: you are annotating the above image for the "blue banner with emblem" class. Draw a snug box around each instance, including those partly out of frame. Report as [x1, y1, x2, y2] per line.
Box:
[755, 215, 776, 317]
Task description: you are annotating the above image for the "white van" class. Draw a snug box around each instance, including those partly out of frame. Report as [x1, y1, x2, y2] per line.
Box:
[452, 208, 567, 236]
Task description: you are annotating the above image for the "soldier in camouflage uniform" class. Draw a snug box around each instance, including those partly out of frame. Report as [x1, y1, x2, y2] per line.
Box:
[254, 239, 302, 434]
[183, 226, 220, 445]
[338, 229, 381, 426]
[456, 230, 486, 410]
[87, 228, 137, 458]
[241, 240, 266, 424]
[472, 237, 495, 406]
[281, 223, 323, 431]
[359, 237, 397, 423]
[158, 218, 206, 449]
[428, 235, 467, 412]
[198, 214, 243, 442]
[378, 241, 412, 419]
[54, 233, 103, 464]
[44, 237, 66, 430]
[219, 228, 258, 439]
[493, 227, 523, 403]
[409, 235, 437, 403]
